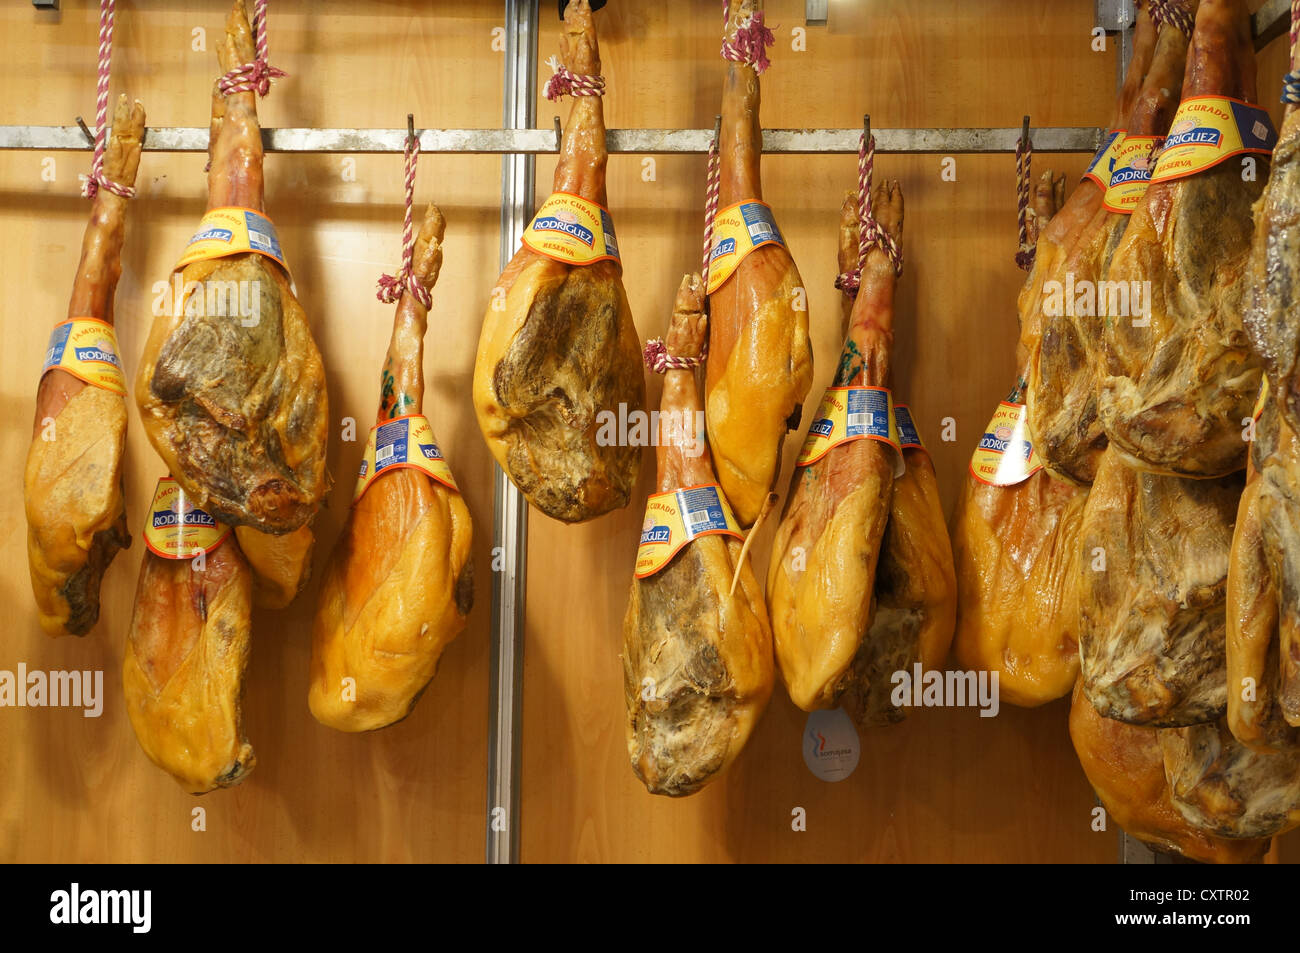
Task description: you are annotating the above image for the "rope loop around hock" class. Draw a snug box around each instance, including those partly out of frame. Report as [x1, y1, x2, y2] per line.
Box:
[1149, 0, 1196, 38]
[643, 336, 709, 373]
[81, 0, 135, 201]
[720, 0, 775, 74]
[376, 132, 432, 311]
[1014, 131, 1034, 272]
[835, 131, 902, 292]
[543, 56, 605, 100]
[1283, 0, 1300, 104]
[217, 0, 287, 97]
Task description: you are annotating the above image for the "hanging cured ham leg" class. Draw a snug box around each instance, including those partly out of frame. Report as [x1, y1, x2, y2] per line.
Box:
[1027, 3, 1190, 484]
[123, 480, 254, 793]
[766, 178, 902, 713]
[1017, 1, 1159, 486]
[951, 170, 1089, 707]
[623, 276, 772, 797]
[310, 203, 473, 732]
[25, 94, 143, 637]
[1068, 679, 1269, 863]
[474, 0, 643, 523]
[1098, 0, 1270, 477]
[826, 189, 956, 726]
[1231, 15, 1300, 753]
[705, 0, 814, 527]
[136, 0, 329, 532]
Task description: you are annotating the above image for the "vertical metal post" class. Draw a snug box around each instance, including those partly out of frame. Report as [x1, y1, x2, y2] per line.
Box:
[486, 0, 537, 866]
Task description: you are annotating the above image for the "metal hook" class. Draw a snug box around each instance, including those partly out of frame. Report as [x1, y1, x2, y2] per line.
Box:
[74, 115, 95, 147]
[712, 114, 721, 149]
[1021, 114, 1031, 149]
[863, 113, 871, 147]
[407, 113, 416, 149]
[553, 115, 563, 152]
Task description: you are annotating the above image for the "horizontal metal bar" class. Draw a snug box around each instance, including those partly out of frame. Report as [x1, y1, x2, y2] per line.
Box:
[0, 125, 1105, 155]
[1253, 0, 1290, 51]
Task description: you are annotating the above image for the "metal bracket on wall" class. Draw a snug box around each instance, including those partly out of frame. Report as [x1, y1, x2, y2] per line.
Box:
[485, 0, 536, 867]
[805, 0, 828, 27]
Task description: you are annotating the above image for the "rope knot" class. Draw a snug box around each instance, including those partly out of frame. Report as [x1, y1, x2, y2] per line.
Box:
[376, 134, 432, 312]
[1149, 0, 1196, 37]
[834, 271, 861, 296]
[643, 337, 708, 374]
[721, 11, 775, 74]
[544, 56, 605, 100]
[217, 0, 286, 97]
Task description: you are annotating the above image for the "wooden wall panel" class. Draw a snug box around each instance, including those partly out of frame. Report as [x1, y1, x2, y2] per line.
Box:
[519, 0, 1300, 863]
[0, 0, 503, 863]
[1, 0, 1295, 865]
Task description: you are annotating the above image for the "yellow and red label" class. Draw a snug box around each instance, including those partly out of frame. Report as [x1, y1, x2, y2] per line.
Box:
[893, 403, 926, 453]
[1083, 128, 1125, 190]
[635, 483, 744, 579]
[969, 400, 1043, 487]
[143, 477, 231, 559]
[353, 414, 459, 504]
[1151, 96, 1278, 183]
[796, 385, 903, 475]
[705, 199, 786, 294]
[176, 206, 288, 273]
[521, 191, 621, 267]
[1102, 134, 1163, 213]
[41, 317, 125, 394]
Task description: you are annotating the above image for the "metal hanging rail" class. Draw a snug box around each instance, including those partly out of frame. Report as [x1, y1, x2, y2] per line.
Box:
[0, 125, 1105, 155]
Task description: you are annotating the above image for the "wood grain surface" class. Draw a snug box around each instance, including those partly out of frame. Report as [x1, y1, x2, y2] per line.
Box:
[0, 0, 1293, 864]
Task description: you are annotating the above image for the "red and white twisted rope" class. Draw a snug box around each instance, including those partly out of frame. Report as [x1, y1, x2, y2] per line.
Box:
[1015, 132, 1034, 271]
[376, 134, 432, 311]
[1149, 0, 1195, 37]
[721, 0, 775, 74]
[543, 55, 605, 100]
[643, 336, 709, 373]
[836, 132, 902, 292]
[700, 136, 721, 286]
[82, 0, 134, 200]
[218, 0, 286, 97]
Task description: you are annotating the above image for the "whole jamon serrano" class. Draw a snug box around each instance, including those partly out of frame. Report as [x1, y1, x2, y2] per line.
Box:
[25, 95, 143, 637]
[473, 0, 643, 523]
[951, 170, 1089, 708]
[123, 481, 254, 793]
[623, 276, 772, 797]
[1098, 0, 1268, 477]
[310, 205, 473, 732]
[1016, 0, 1159, 486]
[1077, 447, 1240, 726]
[1027, 3, 1191, 485]
[705, 0, 814, 527]
[766, 182, 910, 715]
[136, 0, 329, 532]
[1069, 679, 1269, 863]
[831, 192, 956, 727]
